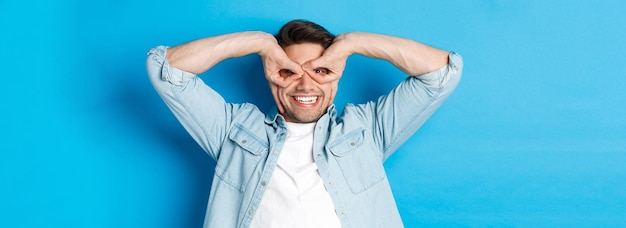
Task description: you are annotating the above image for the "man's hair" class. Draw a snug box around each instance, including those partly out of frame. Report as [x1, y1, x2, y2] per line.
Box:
[276, 19, 335, 49]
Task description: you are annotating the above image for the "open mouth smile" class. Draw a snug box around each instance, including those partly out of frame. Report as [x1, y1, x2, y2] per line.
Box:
[293, 96, 319, 106]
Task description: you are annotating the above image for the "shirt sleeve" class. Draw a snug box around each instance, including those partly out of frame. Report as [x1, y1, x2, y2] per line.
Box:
[145, 46, 230, 159]
[357, 52, 463, 161]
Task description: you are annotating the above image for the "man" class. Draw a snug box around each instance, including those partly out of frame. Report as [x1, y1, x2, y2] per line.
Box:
[146, 19, 462, 228]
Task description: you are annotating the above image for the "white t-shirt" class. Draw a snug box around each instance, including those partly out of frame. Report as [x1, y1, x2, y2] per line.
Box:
[250, 122, 342, 228]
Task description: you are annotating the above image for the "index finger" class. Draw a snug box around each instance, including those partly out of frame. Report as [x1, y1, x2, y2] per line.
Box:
[267, 69, 301, 88]
[306, 69, 340, 84]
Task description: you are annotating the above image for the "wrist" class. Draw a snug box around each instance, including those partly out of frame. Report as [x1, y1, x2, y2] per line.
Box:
[327, 33, 356, 59]
[255, 33, 280, 57]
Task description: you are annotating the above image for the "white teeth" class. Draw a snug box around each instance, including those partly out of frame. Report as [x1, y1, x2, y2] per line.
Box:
[294, 96, 318, 104]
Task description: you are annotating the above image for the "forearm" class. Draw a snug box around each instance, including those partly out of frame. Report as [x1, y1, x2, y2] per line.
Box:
[332, 32, 450, 76]
[166, 31, 278, 74]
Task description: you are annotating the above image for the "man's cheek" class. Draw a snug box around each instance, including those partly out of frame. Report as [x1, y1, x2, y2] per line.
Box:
[329, 85, 338, 104]
[270, 84, 285, 114]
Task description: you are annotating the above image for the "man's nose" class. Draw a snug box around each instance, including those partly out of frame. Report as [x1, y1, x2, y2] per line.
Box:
[295, 71, 316, 91]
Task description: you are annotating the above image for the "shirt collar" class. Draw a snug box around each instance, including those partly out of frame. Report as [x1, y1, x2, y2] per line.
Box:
[264, 104, 337, 127]
[264, 106, 284, 127]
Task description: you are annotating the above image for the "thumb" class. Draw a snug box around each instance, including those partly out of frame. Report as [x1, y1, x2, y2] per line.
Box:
[302, 54, 333, 71]
[283, 59, 304, 76]
[301, 58, 322, 71]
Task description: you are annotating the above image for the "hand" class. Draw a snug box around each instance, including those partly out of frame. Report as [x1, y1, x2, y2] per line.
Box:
[260, 44, 303, 113]
[301, 53, 346, 85]
[301, 34, 351, 85]
[301, 35, 352, 105]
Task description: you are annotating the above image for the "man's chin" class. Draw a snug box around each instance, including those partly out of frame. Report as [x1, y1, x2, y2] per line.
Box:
[284, 112, 323, 123]
[289, 117, 319, 123]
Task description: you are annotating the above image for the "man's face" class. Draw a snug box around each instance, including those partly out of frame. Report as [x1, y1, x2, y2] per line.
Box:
[275, 43, 336, 123]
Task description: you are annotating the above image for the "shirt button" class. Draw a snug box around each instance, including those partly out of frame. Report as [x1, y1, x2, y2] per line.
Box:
[249, 210, 254, 215]
[241, 139, 247, 144]
[273, 150, 279, 155]
[350, 142, 355, 146]
[261, 181, 267, 187]
[316, 153, 322, 158]
[328, 181, 333, 185]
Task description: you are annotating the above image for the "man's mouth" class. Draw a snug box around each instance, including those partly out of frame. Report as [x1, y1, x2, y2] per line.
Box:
[293, 96, 318, 105]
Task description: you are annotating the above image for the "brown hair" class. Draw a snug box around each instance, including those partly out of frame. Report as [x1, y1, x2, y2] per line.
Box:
[275, 19, 335, 49]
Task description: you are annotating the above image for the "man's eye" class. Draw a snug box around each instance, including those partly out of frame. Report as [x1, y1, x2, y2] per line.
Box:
[280, 69, 295, 77]
[314, 68, 329, 74]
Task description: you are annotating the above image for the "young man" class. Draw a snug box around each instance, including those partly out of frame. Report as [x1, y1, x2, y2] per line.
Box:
[146, 20, 462, 228]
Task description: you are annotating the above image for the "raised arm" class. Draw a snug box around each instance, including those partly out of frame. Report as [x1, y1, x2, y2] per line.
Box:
[338, 32, 449, 75]
[166, 32, 304, 113]
[167, 31, 303, 87]
[146, 32, 307, 158]
[166, 32, 269, 74]
[303, 32, 462, 160]
[302, 32, 450, 82]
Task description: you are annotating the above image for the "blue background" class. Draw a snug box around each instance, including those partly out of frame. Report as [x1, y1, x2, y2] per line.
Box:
[1, 0, 625, 227]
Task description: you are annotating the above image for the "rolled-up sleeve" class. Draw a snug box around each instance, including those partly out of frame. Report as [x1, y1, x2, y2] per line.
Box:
[413, 52, 463, 90]
[146, 46, 197, 87]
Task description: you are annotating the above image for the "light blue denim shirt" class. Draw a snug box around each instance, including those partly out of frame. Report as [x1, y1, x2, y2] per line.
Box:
[146, 46, 462, 228]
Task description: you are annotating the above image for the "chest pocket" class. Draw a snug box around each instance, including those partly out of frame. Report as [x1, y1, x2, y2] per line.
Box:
[215, 124, 268, 192]
[328, 128, 386, 194]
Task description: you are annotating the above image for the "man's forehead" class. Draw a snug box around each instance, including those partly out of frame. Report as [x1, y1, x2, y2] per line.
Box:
[283, 43, 325, 64]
